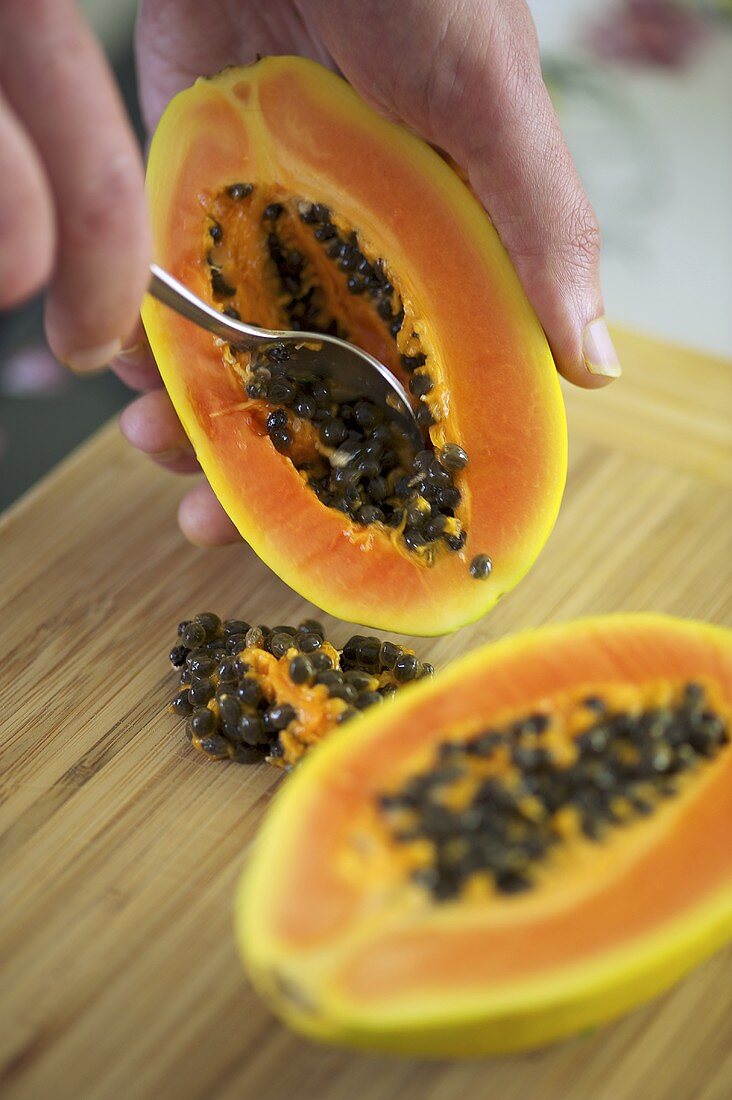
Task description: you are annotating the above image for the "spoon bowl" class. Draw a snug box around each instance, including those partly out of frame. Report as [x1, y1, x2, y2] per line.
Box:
[147, 264, 423, 450]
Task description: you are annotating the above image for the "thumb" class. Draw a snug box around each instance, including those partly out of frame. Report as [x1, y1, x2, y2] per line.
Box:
[308, 0, 621, 386]
[442, 16, 621, 386]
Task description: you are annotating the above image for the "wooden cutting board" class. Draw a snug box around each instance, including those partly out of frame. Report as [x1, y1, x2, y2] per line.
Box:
[1, 327, 730, 1100]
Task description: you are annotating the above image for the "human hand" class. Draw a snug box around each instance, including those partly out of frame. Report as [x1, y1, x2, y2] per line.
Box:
[120, 0, 621, 546]
[0, 0, 149, 371]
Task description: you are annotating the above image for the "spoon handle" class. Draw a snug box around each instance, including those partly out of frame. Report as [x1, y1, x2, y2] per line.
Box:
[147, 263, 262, 351]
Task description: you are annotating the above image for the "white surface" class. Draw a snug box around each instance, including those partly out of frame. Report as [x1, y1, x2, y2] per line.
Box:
[531, 0, 732, 357]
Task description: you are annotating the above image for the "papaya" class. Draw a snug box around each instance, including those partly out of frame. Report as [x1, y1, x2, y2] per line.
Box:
[141, 57, 566, 635]
[236, 614, 732, 1055]
[167, 611, 433, 768]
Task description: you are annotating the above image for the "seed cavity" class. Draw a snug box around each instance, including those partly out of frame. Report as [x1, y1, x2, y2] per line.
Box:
[376, 680, 730, 901]
[204, 188, 487, 577]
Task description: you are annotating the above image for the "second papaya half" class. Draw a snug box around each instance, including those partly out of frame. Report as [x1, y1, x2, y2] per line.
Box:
[142, 57, 567, 634]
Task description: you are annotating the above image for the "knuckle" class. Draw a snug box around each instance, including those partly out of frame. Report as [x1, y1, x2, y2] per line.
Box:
[488, 8, 544, 116]
[499, 44, 543, 110]
[65, 149, 143, 247]
[564, 198, 602, 272]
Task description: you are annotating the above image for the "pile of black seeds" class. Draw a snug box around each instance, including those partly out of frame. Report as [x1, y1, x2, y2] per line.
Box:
[168, 612, 434, 766]
[298, 201, 437, 432]
[378, 682, 729, 901]
[266, 202, 344, 337]
[249, 342, 476, 560]
[204, 187, 493, 579]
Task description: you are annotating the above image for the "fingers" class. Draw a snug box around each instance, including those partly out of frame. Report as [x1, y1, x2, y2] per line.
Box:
[178, 482, 241, 546]
[119, 389, 199, 473]
[0, 0, 150, 372]
[111, 320, 163, 392]
[0, 89, 55, 308]
[135, 0, 337, 134]
[120, 389, 239, 545]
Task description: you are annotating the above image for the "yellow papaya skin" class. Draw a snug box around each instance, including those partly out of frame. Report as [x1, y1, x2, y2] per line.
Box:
[235, 614, 732, 1055]
[142, 58, 567, 635]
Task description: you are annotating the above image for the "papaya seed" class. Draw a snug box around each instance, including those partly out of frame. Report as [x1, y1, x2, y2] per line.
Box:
[298, 632, 323, 653]
[289, 655, 314, 686]
[239, 713, 268, 746]
[310, 651, 334, 672]
[440, 443, 469, 471]
[269, 631, 296, 658]
[188, 677, 214, 706]
[393, 654, 420, 683]
[227, 182, 253, 199]
[169, 645, 189, 668]
[211, 271, 236, 298]
[198, 611, 221, 638]
[245, 626, 266, 648]
[182, 621, 206, 648]
[237, 678, 263, 707]
[189, 707, 216, 736]
[263, 704, 297, 732]
[356, 691, 383, 710]
[409, 372, 433, 397]
[270, 428, 293, 452]
[246, 378, 267, 400]
[357, 504, 384, 525]
[379, 641, 402, 670]
[415, 404, 436, 428]
[170, 690, 193, 716]
[232, 745, 268, 764]
[469, 554, 493, 580]
[445, 530, 467, 553]
[218, 694, 241, 730]
[216, 658, 238, 683]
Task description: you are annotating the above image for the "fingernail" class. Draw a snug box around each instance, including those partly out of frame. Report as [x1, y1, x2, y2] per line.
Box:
[115, 341, 146, 365]
[152, 445, 196, 466]
[583, 318, 622, 378]
[66, 339, 122, 374]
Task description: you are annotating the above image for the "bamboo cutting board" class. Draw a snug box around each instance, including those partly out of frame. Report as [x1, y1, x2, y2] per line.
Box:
[1, 327, 731, 1100]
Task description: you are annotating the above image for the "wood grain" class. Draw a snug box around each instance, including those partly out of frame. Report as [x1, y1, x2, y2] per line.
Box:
[0, 326, 731, 1100]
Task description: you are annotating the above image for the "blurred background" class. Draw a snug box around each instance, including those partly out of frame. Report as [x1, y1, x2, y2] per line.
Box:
[1, 0, 730, 509]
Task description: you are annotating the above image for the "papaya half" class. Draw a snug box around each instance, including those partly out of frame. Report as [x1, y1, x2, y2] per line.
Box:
[236, 614, 732, 1055]
[142, 57, 567, 635]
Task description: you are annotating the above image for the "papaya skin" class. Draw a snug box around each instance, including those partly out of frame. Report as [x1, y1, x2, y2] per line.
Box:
[141, 57, 567, 635]
[235, 614, 732, 1055]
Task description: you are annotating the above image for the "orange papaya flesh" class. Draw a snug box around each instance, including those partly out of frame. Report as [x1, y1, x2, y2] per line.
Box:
[141, 57, 566, 634]
[168, 612, 432, 768]
[236, 614, 732, 1054]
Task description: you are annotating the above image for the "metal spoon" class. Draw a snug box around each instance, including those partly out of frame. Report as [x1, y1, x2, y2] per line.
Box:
[147, 264, 422, 449]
